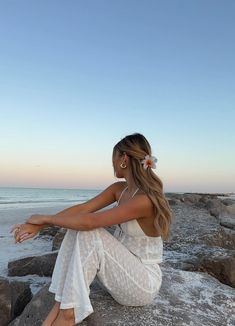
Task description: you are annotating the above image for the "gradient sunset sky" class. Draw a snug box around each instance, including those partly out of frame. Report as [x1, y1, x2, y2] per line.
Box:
[0, 1, 234, 193]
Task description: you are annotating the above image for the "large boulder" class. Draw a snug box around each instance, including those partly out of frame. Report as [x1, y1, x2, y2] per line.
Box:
[204, 198, 227, 218]
[0, 277, 32, 326]
[9, 267, 235, 326]
[225, 203, 235, 215]
[190, 195, 231, 218]
[165, 202, 235, 287]
[221, 198, 235, 206]
[163, 245, 235, 287]
[7, 284, 58, 326]
[182, 193, 202, 204]
[219, 214, 235, 230]
[198, 195, 212, 204]
[8, 251, 58, 277]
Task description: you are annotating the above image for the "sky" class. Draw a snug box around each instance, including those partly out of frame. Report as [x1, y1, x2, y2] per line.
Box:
[0, 0, 234, 193]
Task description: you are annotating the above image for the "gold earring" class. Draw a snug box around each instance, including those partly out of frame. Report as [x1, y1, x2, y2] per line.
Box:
[120, 162, 127, 169]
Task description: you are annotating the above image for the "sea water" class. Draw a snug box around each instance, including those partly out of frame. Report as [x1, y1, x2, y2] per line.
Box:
[0, 187, 101, 290]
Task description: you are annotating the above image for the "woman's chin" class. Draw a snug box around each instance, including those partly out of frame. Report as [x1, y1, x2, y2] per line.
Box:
[115, 173, 125, 178]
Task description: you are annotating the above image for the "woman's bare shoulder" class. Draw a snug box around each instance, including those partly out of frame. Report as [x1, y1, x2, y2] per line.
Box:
[112, 181, 127, 200]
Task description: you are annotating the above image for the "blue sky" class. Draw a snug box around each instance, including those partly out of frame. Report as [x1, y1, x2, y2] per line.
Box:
[0, 0, 234, 192]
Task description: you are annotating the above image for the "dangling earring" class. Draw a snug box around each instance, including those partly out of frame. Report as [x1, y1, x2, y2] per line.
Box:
[120, 162, 127, 169]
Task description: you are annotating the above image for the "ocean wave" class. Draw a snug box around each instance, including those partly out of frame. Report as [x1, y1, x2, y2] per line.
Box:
[0, 199, 85, 205]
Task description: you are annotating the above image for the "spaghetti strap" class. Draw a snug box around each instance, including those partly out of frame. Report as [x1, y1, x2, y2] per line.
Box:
[117, 186, 128, 231]
[117, 186, 128, 205]
[132, 188, 139, 197]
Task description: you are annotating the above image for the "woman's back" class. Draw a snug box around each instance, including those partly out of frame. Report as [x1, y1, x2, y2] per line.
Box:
[113, 186, 163, 266]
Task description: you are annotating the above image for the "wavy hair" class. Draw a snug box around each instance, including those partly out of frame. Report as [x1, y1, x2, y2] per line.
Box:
[113, 133, 173, 240]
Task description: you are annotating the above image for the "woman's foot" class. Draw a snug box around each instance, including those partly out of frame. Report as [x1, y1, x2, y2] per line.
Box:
[42, 302, 60, 326]
[52, 308, 75, 326]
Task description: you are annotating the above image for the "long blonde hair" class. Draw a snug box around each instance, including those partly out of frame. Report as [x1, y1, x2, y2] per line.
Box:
[113, 133, 173, 240]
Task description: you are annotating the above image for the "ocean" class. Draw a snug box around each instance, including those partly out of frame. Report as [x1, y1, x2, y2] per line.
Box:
[0, 187, 101, 287]
[0, 187, 101, 210]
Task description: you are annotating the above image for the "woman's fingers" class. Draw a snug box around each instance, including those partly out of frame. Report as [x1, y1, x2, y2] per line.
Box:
[10, 224, 21, 233]
[14, 228, 24, 243]
[19, 233, 33, 243]
[10, 223, 40, 243]
[15, 232, 28, 243]
[18, 231, 30, 238]
[19, 232, 34, 241]
[15, 233, 21, 243]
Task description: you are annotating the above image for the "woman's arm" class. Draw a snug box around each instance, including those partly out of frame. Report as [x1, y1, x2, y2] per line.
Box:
[27, 194, 153, 231]
[14, 182, 121, 243]
[26, 182, 125, 229]
[52, 182, 121, 219]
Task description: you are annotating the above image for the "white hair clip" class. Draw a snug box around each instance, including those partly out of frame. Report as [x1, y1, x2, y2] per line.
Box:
[141, 155, 158, 170]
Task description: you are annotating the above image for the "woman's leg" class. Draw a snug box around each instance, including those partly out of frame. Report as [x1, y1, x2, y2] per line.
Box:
[48, 227, 162, 325]
[94, 228, 162, 306]
[42, 229, 78, 326]
[48, 229, 101, 325]
[51, 308, 75, 326]
[42, 302, 60, 326]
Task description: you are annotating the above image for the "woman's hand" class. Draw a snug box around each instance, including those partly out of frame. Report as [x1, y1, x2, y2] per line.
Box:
[26, 214, 51, 225]
[10, 223, 42, 243]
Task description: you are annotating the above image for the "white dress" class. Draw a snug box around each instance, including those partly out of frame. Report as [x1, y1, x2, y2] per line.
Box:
[49, 186, 163, 324]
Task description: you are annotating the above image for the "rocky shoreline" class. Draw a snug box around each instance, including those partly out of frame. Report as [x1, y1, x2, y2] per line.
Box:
[1, 193, 235, 326]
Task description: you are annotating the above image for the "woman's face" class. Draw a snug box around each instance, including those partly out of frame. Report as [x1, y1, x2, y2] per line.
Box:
[112, 150, 125, 178]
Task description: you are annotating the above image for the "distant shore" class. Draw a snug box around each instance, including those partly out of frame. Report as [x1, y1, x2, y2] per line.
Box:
[167, 192, 234, 196]
[186, 192, 234, 196]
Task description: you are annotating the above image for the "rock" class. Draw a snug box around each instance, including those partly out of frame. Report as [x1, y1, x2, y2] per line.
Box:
[222, 198, 235, 206]
[200, 251, 235, 288]
[201, 227, 235, 250]
[8, 251, 58, 277]
[193, 200, 208, 209]
[167, 198, 179, 206]
[165, 202, 235, 287]
[204, 198, 227, 218]
[225, 203, 235, 215]
[52, 228, 67, 250]
[163, 245, 235, 287]
[182, 193, 202, 204]
[198, 195, 211, 204]
[8, 317, 20, 326]
[7, 284, 60, 326]
[220, 215, 235, 230]
[194, 193, 227, 197]
[39, 225, 60, 237]
[165, 193, 185, 202]
[0, 277, 32, 326]
[194, 196, 230, 218]
[209, 207, 222, 218]
[94, 266, 235, 326]
[11, 267, 235, 326]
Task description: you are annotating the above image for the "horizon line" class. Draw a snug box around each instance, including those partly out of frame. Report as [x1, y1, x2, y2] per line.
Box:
[0, 185, 234, 195]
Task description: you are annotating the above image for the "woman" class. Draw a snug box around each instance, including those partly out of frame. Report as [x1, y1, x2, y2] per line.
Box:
[12, 133, 173, 326]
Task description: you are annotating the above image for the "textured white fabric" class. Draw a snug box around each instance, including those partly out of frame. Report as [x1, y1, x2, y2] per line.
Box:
[49, 187, 163, 324]
[115, 186, 163, 267]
